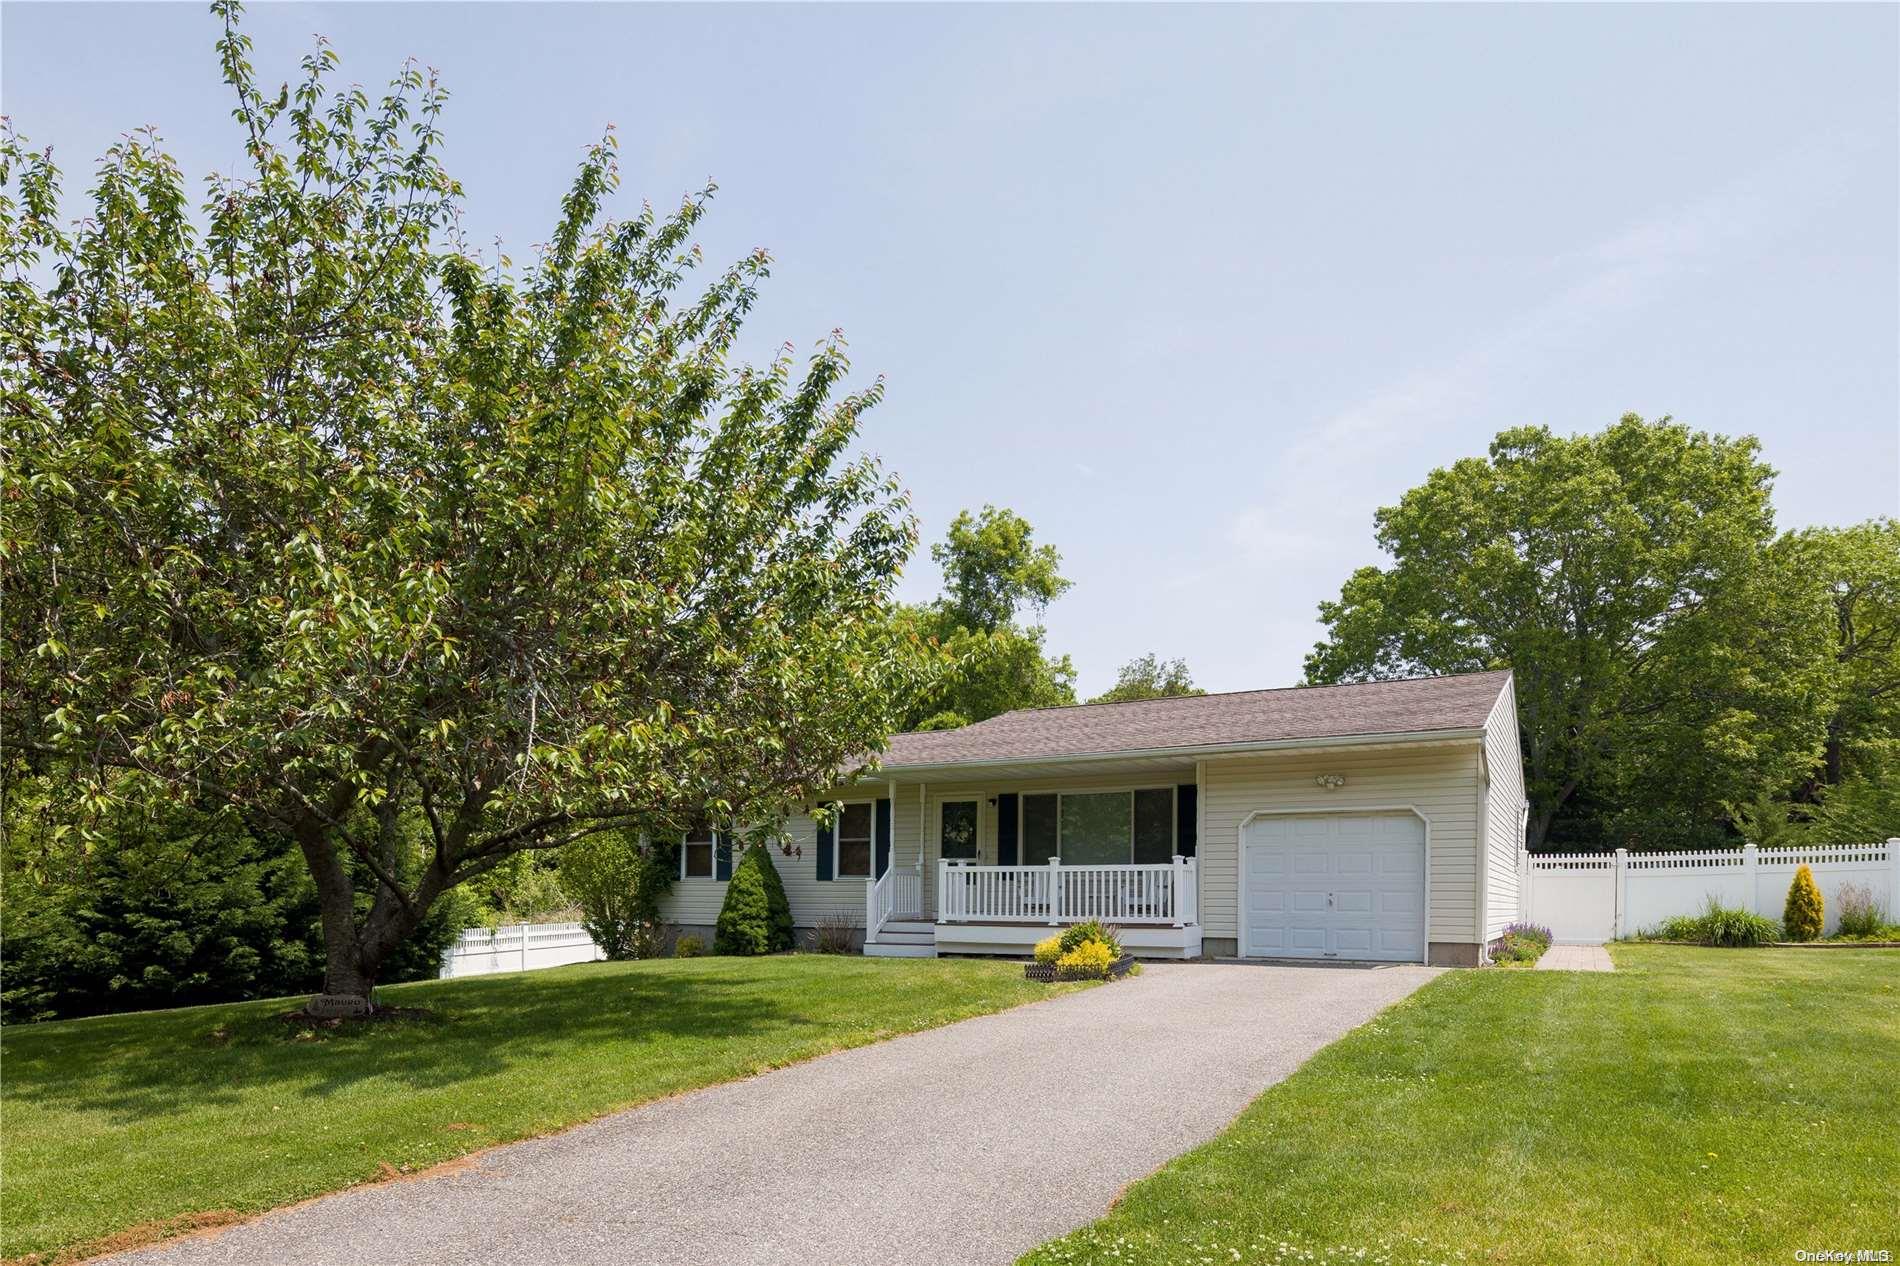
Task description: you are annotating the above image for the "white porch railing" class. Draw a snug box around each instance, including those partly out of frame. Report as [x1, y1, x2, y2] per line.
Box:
[938, 858, 1198, 927]
[865, 863, 924, 939]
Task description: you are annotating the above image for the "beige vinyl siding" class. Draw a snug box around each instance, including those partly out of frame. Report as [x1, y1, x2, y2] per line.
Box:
[1480, 680, 1528, 942]
[659, 801, 889, 931]
[1200, 741, 1484, 943]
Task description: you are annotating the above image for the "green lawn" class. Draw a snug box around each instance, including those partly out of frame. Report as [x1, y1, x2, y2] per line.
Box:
[1, 955, 1087, 1262]
[1026, 946, 1899, 1266]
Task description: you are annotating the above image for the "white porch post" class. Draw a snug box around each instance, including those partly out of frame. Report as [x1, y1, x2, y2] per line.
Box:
[864, 876, 878, 936]
[1047, 855, 1062, 926]
[1170, 855, 1186, 927]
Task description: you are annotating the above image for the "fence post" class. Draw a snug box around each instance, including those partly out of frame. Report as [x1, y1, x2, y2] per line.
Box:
[1048, 856, 1063, 926]
[519, 923, 529, 972]
[1887, 839, 1900, 917]
[1613, 848, 1628, 941]
[1743, 841, 1760, 918]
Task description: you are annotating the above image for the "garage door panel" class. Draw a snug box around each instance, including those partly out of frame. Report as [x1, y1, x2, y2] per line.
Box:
[1242, 813, 1425, 963]
[1287, 926, 1327, 953]
[1334, 889, 1373, 915]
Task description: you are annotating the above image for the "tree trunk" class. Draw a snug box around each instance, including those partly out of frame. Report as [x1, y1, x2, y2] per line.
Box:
[296, 812, 383, 1016]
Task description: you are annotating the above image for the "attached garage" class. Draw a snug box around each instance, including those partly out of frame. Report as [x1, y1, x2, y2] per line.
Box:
[1240, 812, 1427, 962]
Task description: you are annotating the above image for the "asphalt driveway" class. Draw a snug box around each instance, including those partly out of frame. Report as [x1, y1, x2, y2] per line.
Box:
[115, 960, 1439, 1266]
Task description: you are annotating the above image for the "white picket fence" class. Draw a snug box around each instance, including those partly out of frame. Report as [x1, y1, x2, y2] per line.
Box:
[439, 921, 605, 978]
[1523, 840, 1899, 943]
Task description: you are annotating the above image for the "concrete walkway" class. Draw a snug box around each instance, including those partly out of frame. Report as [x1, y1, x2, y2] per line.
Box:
[1537, 943, 1615, 972]
[113, 961, 1439, 1266]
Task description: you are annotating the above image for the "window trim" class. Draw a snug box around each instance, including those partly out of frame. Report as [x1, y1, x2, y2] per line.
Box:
[1015, 785, 1178, 866]
[830, 799, 880, 880]
[679, 821, 725, 881]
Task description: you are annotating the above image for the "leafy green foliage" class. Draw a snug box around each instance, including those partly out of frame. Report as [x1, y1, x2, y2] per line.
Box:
[713, 846, 793, 955]
[1489, 922, 1553, 965]
[1304, 415, 1836, 849]
[1, 774, 465, 1022]
[1782, 865, 1824, 941]
[673, 934, 706, 958]
[1646, 899, 1781, 947]
[558, 831, 675, 960]
[895, 508, 1077, 730]
[1057, 919, 1121, 957]
[1, 5, 923, 1000]
[1089, 654, 1206, 704]
[932, 506, 1072, 633]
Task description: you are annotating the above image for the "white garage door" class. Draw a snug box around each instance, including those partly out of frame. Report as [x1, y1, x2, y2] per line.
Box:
[1242, 813, 1425, 962]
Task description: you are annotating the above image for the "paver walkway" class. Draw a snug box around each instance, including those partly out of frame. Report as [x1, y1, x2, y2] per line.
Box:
[1537, 943, 1615, 971]
[113, 961, 1439, 1266]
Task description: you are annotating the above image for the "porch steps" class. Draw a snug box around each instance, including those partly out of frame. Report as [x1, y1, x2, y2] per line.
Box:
[863, 918, 938, 959]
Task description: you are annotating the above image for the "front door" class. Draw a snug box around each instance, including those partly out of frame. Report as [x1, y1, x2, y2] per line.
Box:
[940, 800, 979, 862]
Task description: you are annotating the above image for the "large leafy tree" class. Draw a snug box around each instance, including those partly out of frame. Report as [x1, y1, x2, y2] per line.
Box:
[1786, 519, 1900, 789]
[1, 5, 921, 1009]
[899, 507, 1076, 729]
[1304, 415, 1835, 850]
[1089, 654, 1206, 705]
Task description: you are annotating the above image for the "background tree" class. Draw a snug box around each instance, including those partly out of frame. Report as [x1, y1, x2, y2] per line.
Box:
[1, 5, 922, 1012]
[1089, 654, 1206, 704]
[931, 506, 1071, 633]
[1304, 415, 1835, 850]
[897, 507, 1076, 729]
[556, 829, 675, 961]
[1788, 520, 1900, 789]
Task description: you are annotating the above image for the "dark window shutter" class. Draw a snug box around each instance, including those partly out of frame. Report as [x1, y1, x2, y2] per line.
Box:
[1176, 785, 1198, 858]
[875, 799, 892, 878]
[714, 831, 733, 881]
[816, 810, 834, 882]
[996, 793, 1019, 866]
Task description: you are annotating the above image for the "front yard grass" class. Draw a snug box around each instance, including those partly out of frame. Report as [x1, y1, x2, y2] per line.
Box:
[1, 954, 1089, 1262]
[1026, 945, 1898, 1266]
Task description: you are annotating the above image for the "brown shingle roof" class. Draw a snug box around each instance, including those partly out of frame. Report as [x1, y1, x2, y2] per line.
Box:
[881, 670, 1511, 769]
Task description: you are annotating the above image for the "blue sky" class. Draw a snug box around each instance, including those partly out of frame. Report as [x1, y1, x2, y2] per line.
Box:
[6, 3, 1897, 697]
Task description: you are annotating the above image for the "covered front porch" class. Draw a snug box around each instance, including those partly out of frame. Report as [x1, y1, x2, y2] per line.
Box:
[857, 754, 1205, 959]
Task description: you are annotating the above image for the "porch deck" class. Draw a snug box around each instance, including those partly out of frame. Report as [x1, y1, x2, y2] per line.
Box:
[862, 858, 1204, 960]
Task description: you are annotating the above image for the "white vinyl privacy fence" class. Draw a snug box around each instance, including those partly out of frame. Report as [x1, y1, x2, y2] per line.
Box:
[440, 921, 604, 978]
[1524, 841, 1899, 943]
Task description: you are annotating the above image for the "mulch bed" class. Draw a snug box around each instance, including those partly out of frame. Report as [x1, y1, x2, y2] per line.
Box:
[276, 1004, 436, 1032]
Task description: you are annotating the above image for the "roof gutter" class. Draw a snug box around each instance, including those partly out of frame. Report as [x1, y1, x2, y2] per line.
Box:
[873, 726, 1487, 777]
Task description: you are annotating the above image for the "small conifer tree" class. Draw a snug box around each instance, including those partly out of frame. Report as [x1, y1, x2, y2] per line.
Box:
[715, 846, 795, 955]
[1783, 864, 1824, 941]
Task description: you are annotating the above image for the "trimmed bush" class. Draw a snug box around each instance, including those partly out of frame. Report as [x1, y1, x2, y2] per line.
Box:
[714, 845, 794, 955]
[673, 933, 705, 958]
[1033, 935, 1063, 965]
[1055, 938, 1115, 980]
[1783, 865, 1824, 942]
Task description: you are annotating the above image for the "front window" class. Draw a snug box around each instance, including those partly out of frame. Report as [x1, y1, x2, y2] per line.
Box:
[836, 802, 874, 878]
[1021, 788, 1175, 865]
